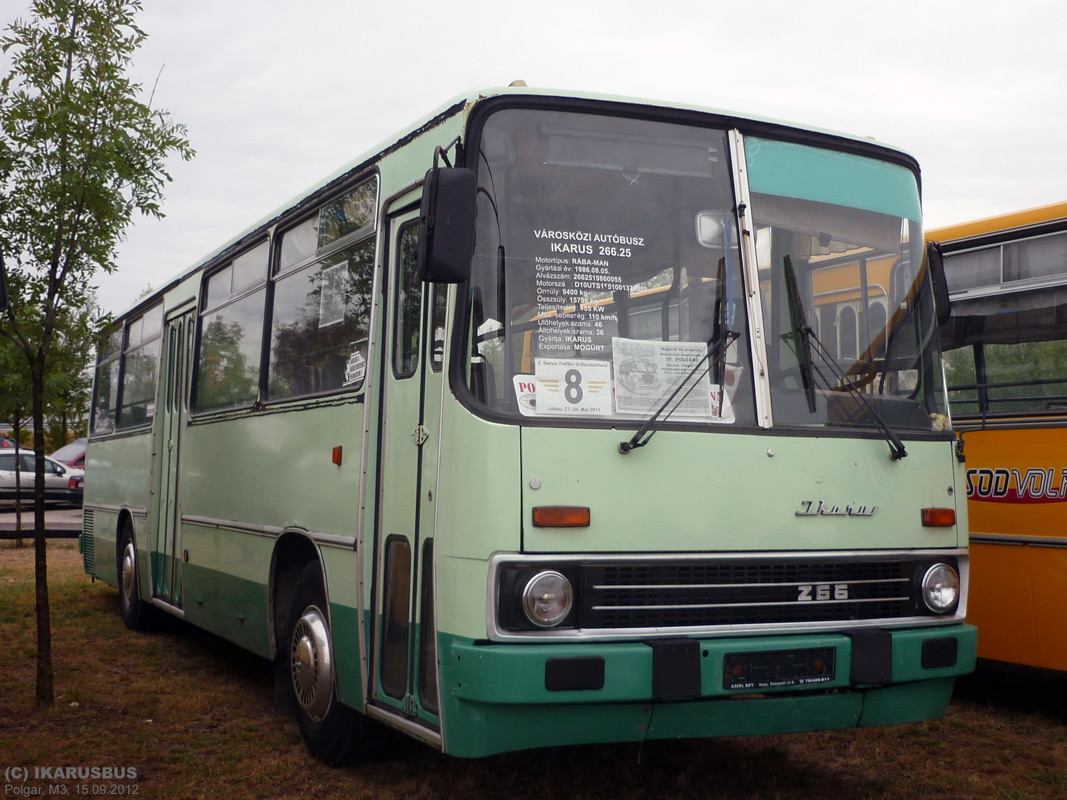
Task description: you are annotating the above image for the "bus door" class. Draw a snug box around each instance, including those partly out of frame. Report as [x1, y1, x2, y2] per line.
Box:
[371, 207, 441, 726]
[151, 306, 194, 607]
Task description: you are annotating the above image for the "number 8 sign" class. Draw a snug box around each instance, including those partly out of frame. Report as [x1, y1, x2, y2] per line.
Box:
[535, 358, 612, 416]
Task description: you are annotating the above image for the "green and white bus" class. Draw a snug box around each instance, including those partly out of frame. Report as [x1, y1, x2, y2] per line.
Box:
[82, 85, 976, 763]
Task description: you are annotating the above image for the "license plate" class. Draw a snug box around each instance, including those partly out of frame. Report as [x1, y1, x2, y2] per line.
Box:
[723, 647, 836, 690]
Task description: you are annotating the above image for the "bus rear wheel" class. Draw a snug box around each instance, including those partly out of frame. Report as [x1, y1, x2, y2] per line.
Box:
[287, 563, 385, 765]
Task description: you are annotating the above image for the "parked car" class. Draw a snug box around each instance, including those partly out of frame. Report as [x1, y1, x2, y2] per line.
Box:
[1, 436, 17, 448]
[0, 449, 84, 507]
[49, 437, 87, 469]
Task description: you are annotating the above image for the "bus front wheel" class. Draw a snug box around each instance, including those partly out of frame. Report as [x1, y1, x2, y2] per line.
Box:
[287, 563, 384, 765]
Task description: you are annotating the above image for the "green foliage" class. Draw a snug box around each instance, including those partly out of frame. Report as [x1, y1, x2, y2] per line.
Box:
[197, 316, 258, 411]
[0, 332, 32, 423]
[0, 0, 194, 439]
[945, 340, 1067, 416]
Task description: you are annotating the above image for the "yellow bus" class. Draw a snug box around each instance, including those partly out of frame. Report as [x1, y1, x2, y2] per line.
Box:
[933, 201, 1067, 671]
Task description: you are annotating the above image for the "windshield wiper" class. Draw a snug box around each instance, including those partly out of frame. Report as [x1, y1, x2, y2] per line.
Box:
[619, 261, 738, 454]
[783, 255, 817, 413]
[782, 256, 907, 462]
[713, 255, 730, 419]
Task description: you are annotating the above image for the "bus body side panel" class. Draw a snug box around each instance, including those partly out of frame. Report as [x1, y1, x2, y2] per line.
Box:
[322, 544, 365, 712]
[962, 425, 1067, 671]
[178, 520, 220, 635]
[177, 401, 365, 663]
[82, 431, 155, 589]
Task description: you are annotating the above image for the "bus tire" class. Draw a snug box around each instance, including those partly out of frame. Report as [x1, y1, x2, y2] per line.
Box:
[118, 520, 154, 631]
[287, 562, 384, 765]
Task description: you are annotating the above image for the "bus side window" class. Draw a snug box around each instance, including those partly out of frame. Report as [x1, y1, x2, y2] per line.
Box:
[430, 286, 447, 373]
[268, 240, 374, 399]
[195, 242, 269, 413]
[393, 223, 421, 378]
[91, 327, 123, 435]
[118, 304, 164, 430]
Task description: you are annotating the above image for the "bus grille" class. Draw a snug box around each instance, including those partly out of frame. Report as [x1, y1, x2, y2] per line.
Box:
[579, 558, 920, 629]
[82, 510, 95, 576]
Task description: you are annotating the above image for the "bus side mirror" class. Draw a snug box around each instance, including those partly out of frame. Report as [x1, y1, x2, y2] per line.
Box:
[418, 167, 476, 284]
[927, 240, 951, 325]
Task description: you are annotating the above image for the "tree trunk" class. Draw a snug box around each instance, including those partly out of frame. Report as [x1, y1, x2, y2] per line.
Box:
[32, 366, 53, 708]
[14, 417, 25, 548]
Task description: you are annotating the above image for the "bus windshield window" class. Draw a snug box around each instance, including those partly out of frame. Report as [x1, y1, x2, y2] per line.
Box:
[748, 175, 945, 432]
[464, 108, 755, 427]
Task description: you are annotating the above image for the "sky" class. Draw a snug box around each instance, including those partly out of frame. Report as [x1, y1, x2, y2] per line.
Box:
[4, 0, 1067, 316]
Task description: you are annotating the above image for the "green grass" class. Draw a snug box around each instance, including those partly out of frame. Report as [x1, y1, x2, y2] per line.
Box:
[3, 540, 1067, 800]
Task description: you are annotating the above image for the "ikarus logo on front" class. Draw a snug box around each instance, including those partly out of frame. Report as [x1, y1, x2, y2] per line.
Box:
[795, 500, 879, 517]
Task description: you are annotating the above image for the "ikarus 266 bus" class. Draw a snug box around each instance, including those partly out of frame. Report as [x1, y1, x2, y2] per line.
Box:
[82, 85, 976, 763]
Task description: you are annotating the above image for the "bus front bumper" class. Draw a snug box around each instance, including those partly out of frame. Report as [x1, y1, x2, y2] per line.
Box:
[436, 624, 977, 758]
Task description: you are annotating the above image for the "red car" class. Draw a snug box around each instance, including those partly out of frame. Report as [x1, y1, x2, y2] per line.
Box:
[49, 438, 87, 469]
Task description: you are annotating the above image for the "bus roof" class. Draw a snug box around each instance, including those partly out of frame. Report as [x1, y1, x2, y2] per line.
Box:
[928, 201, 1067, 244]
[115, 85, 919, 320]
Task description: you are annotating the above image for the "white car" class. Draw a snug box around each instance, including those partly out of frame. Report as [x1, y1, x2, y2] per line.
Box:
[0, 449, 85, 507]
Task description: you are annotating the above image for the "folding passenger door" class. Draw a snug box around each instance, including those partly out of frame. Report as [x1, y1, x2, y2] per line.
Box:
[151, 306, 194, 608]
[371, 206, 441, 730]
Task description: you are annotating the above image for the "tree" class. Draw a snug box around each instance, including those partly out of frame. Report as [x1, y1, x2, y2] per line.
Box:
[44, 300, 96, 445]
[0, 0, 193, 708]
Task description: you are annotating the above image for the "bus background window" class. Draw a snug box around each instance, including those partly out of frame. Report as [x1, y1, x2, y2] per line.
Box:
[268, 240, 374, 398]
[194, 242, 268, 413]
[429, 285, 447, 373]
[90, 327, 123, 435]
[267, 179, 378, 400]
[117, 304, 164, 429]
[393, 223, 422, 378]
[278, 182, 377, 271]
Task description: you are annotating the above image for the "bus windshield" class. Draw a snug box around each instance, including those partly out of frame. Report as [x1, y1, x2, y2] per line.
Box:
[750, 192, 945, 432]
[463, 107, 754, 427]
[461, 106, 946, 434]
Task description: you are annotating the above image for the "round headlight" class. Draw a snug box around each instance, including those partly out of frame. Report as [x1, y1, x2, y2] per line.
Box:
[921, 563, 960, 614]
[521, 571, 574, 628]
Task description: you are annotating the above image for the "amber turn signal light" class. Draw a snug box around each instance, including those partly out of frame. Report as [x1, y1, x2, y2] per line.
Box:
[532, 506, 591, 527]
[921, 508, 956, 527]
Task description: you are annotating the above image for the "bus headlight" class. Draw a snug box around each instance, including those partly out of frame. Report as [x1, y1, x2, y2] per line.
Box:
[921, 563, 960, 614]
[522, 571, 574, 628]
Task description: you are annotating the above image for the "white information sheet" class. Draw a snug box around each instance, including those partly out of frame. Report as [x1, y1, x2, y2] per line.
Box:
[612, 337, 734, 422]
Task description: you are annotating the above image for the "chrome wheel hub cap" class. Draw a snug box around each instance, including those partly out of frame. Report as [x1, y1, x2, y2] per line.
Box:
[290, 605, 333, 721]
[121, 542, 136, 606]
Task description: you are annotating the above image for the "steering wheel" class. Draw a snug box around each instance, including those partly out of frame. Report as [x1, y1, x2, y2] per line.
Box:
[832, 360, 877, 393]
